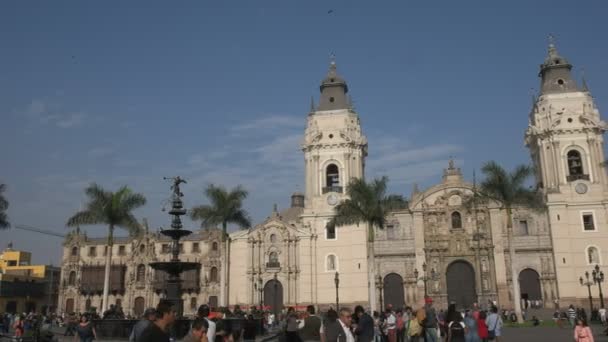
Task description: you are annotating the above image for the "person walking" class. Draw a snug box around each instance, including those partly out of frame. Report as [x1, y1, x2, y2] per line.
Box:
[197, 305, 217, 342]
[423, 298, 438, 342]
[385, 308, 397, 342]
[299, 305, 322, 342]
[484, 307, 502, 342]
[447, 313, 465, 342]
[75, 314, 97, 342]
[183, 318, 209, 342]
[463, 311, 480, 342]
[137, 301, 176, 342]
[476, 311, 488, 342]
[353, 306, 374, 342]
[574, 318, 594, 342]
[568, 305, 577, 328]
[129, 307, 156, 342]
[285, 307, 302, 342]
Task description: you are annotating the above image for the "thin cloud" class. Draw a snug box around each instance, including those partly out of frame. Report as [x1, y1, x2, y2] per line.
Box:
[21, 99, 86, 129]
[231, 115, 303, 132]
[87, 146, 114, 158]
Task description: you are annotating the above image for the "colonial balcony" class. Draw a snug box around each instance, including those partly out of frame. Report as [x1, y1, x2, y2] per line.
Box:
[567, 174, 590, 182]
[266, 261, 281, 269]
[322, 186, 343, 194]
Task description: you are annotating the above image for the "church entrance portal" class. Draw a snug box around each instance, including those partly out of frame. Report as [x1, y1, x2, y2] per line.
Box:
[519, 268, 542, 304]
[264, 278, 283, 315]
[447, 260, 477, 310]
[384, 273, 405, 310]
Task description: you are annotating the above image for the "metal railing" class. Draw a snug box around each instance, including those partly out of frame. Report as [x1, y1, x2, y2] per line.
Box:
[567, 174, 590, 182]
[322, 186, 343, 194]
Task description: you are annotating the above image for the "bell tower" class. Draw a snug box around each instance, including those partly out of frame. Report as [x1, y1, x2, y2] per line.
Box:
[525, 38, 608, 304]
[302, 59, 368, 213]
[300, 58, 371, 310]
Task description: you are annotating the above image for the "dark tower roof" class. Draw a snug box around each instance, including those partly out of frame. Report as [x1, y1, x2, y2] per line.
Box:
[538, 37, 579, 94]
[317, 58, 349, 111]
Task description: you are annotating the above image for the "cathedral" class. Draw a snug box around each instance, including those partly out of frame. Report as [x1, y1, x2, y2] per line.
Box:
[58, 40, 608, 316]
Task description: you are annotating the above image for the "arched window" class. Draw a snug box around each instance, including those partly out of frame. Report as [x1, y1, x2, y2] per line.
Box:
[190, 297, 197, 310]
[270, 234, 277, 243]
[451, 212, 462, 229]
[71, 246, 78, 256]
[326, 164, 340, 188]
[567, 150, 584, 176]
[139, 244, 145, 253]
[587, 246, 601, 265]
[326, 254, 337, 272]
[210, 267, 218, 282]
[326, 224, 336, 240]
[212, 242, 218, 251]
[68, 271, 76, 286]
[136, 264, 146, 282]
[85, 299, 91, 311]
[269, 252, 278, 263]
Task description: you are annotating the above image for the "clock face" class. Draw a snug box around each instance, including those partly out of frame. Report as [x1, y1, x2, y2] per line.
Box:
[327, 194, 338, 206]
[575, 183, 588, 194]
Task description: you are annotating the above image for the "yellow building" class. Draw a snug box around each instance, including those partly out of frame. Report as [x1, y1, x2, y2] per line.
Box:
[0, 243, 60, 313]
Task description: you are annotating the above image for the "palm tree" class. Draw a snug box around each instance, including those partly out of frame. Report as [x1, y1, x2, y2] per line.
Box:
[329, 176, 407, 312]
[190, 184, 251, 307]
[67, 183, 146, 314]
[476, 161, 544, 323]
[0, 184, 9, 229]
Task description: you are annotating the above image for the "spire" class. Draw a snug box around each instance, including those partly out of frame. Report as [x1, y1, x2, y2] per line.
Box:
[411, 183, 420, 197]
[443, 158, 463, 183]
[581, 67, 590, 92]
[538, 35, 577, 94]
[317, 55, 349, 111]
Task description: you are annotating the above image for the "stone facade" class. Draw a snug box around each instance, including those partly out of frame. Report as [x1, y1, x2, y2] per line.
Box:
[58, 41, 607, 315]
[58, 227, 223, 317]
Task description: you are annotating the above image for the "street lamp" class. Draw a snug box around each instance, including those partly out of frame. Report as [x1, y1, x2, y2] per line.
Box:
[414, 262, 437, 298]
[580, 271, 594, 314]
[273, 273, 278, 318]
[334, 271, 340, 310]
[377, 275, 384, 310]
[257, 276, 263, 309]
[592, 265, 605, 309]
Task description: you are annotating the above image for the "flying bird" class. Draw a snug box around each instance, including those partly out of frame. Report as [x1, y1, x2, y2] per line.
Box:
[327, 9, 334, 14]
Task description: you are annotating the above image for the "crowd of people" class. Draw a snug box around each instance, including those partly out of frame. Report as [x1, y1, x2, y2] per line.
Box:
[0, 298, 603, 342]
[273, 297, 504, 342]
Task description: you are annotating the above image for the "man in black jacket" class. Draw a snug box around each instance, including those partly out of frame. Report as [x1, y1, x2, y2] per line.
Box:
[353, 306, 374, 342]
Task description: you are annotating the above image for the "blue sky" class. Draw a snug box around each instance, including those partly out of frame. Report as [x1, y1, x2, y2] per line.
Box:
[1, 1, 607, 264]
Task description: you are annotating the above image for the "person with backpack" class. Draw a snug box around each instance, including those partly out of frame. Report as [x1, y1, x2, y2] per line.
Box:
[485, 307, 502, 341]
[447, 313, 466, 342]
[407, 308, 424, 342]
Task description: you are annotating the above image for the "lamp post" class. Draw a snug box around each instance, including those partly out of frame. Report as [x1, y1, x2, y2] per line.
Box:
[414, 262, 437, 298]
[335, 271, 340, 310]
[273, 273, 278, 318]
[257, 276, 263, 309]
[580, 271, 594, 314]
[592, 264, 605, 309]
[377, 275, 384, 310]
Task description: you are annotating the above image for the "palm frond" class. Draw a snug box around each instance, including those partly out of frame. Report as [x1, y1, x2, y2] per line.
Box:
[191, 183, 251, 232]
[67, 211, 106, 226]
[510, 165, 534, 188]
[119, 191, 147, 212]
[190, 205, 223, 228]
[119, 214, 143, 236]
[229, 211, 252, 229]
[478, 161, 546, 210]
[0, 212, 9, 230]
[0, 184, 8, 211]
